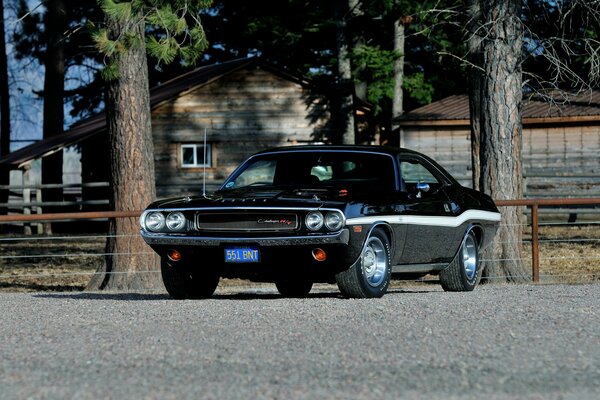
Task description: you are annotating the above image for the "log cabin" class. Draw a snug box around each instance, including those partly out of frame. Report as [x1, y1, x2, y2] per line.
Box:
[0, 57, 372, 221]
[394, 92, 600, 199]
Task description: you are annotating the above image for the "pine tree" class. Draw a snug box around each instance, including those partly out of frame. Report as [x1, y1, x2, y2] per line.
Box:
[87, 0, 211, 291]
[475, 0, 528, 282]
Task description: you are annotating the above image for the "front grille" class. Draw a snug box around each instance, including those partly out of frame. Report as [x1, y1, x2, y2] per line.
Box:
[195, 212, 299, 232]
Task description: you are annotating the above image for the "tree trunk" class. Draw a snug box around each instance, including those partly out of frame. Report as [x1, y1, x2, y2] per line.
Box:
[0, 0, 10, 217]
[41, 0, 66, 232]
[392, 17, 405, 120]
[479, 0, 528, 282]
[86, 10, 160, 291]
[349, 0, 367, 102]
[333, 0, 355, 144]
[467, 0, 482, 191]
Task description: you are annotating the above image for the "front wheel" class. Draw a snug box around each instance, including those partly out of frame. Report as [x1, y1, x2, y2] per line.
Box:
[439, 230, 480, 292]
[161, 258, 220, 299]
[335, 228, 391, 298]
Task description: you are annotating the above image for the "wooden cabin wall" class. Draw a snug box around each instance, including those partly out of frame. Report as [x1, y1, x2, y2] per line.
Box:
[151, 68, 330, 198]
[401, 123, 600, 197]
[524, 124, 600, 198]
[401, 126, 472, 187]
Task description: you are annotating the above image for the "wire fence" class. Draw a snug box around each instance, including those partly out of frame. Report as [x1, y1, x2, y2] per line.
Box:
[1, 203, 599, 292]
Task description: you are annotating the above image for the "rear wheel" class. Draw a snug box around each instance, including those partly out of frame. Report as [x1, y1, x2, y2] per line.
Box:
[335, 228, 391, 298]
[161, 258, 220, 299]
[275, 278, 313, 297]
[440, 230, 480, 292]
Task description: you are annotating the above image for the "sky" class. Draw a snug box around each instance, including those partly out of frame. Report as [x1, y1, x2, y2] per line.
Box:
[3, 1, 45, 152]
[2, 1, 86, 184]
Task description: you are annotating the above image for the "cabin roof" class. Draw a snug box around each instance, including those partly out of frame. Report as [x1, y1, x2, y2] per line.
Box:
[395, 91, 600, 126]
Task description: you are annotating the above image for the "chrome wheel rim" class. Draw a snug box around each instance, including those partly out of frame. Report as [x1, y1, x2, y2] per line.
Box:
[462, 234, 478, 282]
[362, 237, 387, 287]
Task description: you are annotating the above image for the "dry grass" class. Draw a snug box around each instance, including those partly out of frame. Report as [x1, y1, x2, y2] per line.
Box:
[1, 224, 599, 292]
[523, 224, 600, 283]
[0, 235, 104, 292]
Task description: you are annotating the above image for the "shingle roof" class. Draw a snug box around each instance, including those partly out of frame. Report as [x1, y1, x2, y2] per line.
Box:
[0, 57, 316, 169]
[395, 91, 600, 125]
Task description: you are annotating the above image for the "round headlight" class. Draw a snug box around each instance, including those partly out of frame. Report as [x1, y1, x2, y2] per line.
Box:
[166, 212, 186, 231]
[305, 211, 324, 231]
[325, 212, 344, 231]
[145, 212, 165, 232]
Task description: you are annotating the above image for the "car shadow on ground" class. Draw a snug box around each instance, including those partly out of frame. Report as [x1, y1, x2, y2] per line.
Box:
[32, 287, 437, 301]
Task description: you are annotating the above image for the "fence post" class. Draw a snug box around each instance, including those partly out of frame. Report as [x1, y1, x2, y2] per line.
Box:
[531, 203, 540, 283]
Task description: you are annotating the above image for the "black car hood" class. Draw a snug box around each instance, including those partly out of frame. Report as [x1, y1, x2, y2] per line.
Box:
[146, 187, 357, 210]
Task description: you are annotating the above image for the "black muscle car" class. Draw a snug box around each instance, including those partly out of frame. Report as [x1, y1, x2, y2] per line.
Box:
[140, 145, 501, 299]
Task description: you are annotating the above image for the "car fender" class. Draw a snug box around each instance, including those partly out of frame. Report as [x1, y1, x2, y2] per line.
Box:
[346, 221, 396, 267]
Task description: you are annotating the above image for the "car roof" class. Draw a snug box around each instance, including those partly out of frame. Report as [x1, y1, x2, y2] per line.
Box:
[253, 144, 458, 185]
[254, 144, 422, 157]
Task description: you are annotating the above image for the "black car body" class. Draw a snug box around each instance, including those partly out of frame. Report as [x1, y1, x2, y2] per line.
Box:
[141, 145, 501, 298]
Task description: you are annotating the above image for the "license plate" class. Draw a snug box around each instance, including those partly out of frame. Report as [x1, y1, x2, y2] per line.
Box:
[224, 247, 260, 263]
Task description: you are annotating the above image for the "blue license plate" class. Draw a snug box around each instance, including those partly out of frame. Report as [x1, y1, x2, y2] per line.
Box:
[224, 247, 260, 263]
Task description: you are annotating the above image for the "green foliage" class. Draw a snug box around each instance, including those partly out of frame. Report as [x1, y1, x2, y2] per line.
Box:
[351, 45, 397, 115]
[94, 0, 212, 79]
[403, 73, 433, 105]
[99, 0, 132, 22]
[90, 25, 121, 57]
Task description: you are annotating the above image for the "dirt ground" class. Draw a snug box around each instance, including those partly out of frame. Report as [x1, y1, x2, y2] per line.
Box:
[1, 224, 599, 292]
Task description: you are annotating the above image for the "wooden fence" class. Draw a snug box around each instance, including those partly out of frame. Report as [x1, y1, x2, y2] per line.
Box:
[1, 197, 600, 283]
[0, 182, 110, 233]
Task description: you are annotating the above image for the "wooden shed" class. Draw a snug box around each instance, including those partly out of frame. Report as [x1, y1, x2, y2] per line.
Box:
[394, 93, 600, 199]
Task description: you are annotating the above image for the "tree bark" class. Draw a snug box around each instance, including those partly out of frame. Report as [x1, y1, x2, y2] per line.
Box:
[479, 0, 528, 282]
[333, 0, 356, 144]
[41, 0, 66, 231]
[0, 0, 10, 217]
[392, 16, 406, 120]
[349, 0, 366, 102]
[87, 9, 160, 291]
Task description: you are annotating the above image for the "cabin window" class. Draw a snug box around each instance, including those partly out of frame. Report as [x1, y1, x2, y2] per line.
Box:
[181, 144, 212, 168]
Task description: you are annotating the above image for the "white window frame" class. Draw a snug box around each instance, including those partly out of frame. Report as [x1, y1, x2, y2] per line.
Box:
[181, 143, 212, 168]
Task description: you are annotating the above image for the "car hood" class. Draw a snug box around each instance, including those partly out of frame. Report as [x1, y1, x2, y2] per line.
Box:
[146, 187, 357, 210]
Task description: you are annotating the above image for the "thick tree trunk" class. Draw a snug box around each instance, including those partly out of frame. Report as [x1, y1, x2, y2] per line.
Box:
[0, 0, 10, 217]
[479, 0, 528, 282]
[333, 0, 355, 144]
[87, 10, 160, 291]
[41, 0, 66, 231]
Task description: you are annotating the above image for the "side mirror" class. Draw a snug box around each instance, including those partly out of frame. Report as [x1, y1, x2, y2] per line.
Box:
[416, 181, 430, 193]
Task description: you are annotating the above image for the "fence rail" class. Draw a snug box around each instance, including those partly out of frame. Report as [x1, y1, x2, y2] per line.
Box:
[1, 197, 600, 284]
[494, 198, 600, 283]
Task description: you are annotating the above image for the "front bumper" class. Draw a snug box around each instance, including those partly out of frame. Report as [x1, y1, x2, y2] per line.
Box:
[140, 229, 351, 247]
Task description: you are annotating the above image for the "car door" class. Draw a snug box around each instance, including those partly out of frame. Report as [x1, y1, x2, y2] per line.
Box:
[395, 157, 459, 265]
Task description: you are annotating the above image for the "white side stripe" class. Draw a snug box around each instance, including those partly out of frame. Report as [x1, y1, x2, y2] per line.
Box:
[345, 210, 501, 228]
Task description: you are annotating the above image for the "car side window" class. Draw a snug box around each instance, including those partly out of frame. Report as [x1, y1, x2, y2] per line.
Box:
[399, 159, 442, 197]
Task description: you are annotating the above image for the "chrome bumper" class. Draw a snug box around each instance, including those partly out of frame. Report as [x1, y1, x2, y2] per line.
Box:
[140, 229, 350, 247]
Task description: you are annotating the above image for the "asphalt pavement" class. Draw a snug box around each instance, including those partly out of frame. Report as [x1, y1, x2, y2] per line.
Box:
[0, 283, 598, 399]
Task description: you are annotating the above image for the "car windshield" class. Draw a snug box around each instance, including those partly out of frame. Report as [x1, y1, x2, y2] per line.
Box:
[221, 151, 397, 191]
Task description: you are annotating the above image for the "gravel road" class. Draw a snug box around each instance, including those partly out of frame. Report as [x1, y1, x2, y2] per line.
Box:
[1, 283, 598, 400]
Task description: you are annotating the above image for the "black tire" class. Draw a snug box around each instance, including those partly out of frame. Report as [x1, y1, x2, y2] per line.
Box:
[440, 230, 480, 292]
[161, 258, 220, 299]
[275, 278, 313, 298]
[335, 228, 391, 298]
